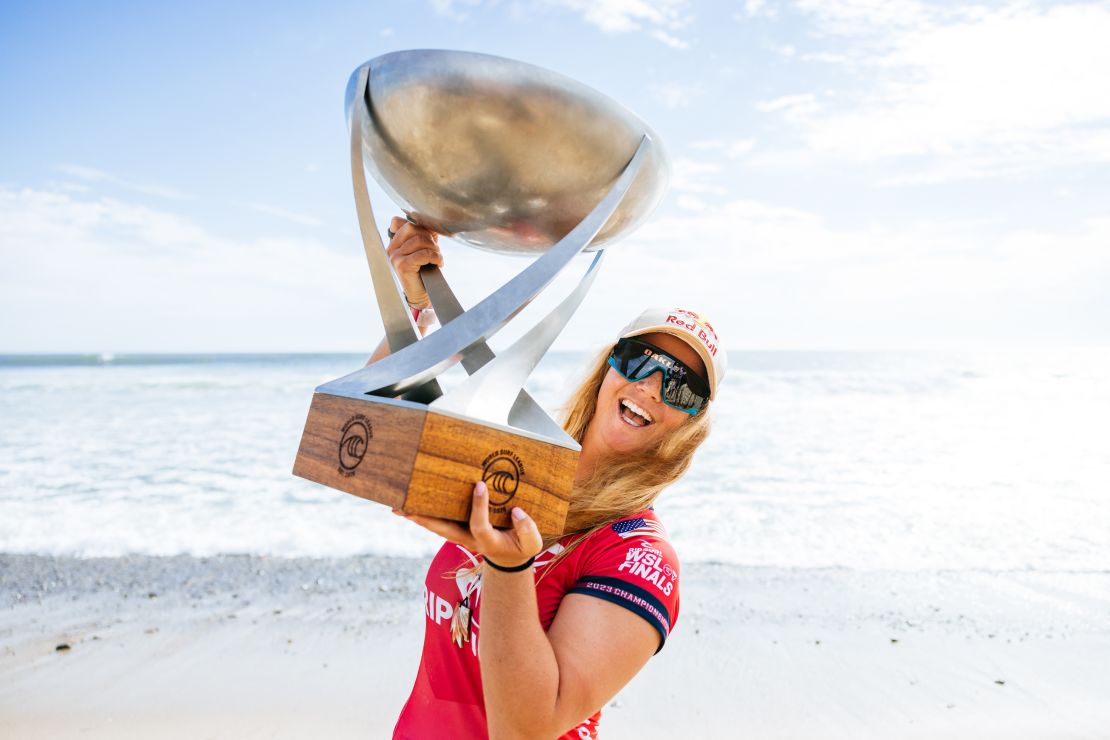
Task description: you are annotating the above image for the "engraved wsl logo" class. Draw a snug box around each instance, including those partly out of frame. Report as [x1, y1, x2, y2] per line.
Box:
[338, 414, 372, 476]
[481, 449, 525, 513]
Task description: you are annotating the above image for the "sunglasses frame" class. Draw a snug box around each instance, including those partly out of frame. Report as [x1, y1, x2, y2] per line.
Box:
[607, 337, 710, 416]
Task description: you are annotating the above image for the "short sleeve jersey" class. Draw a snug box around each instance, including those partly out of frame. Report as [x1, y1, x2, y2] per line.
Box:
[393, 510, 680, 740]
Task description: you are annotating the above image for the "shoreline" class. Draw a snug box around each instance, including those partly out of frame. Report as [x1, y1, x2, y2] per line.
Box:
[3, 554, 1108, 739]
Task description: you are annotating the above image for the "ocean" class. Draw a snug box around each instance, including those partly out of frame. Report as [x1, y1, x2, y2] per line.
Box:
[2, 350, 1108, 572]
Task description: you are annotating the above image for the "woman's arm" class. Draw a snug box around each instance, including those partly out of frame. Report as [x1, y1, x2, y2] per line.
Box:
[366, 216, 444, 365]
[399, 484, 660, 739]
[481, 565, 659, 739]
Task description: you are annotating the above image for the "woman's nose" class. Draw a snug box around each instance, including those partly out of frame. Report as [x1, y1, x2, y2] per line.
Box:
[634, 371, 663, 401]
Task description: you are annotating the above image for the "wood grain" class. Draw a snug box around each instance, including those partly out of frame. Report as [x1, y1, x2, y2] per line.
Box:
[292, 393, 424, 509]
[293, 392, 578, 537]
[409, 412, 577, 536]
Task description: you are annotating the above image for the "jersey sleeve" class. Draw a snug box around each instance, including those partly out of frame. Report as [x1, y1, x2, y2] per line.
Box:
[567, 517, 681, 652]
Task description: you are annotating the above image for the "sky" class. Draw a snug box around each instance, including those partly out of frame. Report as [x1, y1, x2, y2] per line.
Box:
[1, 0, 1108, 353]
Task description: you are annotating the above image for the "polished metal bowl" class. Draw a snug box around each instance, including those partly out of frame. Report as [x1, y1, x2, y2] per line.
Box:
[346, 49, 670, 255]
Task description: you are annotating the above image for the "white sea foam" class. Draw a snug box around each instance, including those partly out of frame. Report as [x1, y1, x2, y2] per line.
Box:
[1, 351, 1108, 571]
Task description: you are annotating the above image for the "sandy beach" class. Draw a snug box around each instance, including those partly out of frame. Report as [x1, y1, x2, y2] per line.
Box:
[2, 554, 1107, 739]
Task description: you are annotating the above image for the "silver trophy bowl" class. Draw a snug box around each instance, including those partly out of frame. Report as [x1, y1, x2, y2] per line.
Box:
[294, 49, 673, 535]
[345, 49, 669, 255]
[318, 48, 670, 435]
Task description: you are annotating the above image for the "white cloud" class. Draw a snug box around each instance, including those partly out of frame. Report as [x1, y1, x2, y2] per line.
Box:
[248, 203, 322, 227]
[540, 0, 692, 46]
[793, 0, 935, 36]
[429, 0, 485, 21]
[0, 187, 370, 352]
[738, 0, 775, 20]
[754, 93, 820, 123]
[3, 184, 1105, 351]
[763, 1, 1110, 180]
[650, 28, 689, 49]
[651, 81, 700, 109]
[676, 194, 707, 212]
[57, 164, 191, 200]
[553, 0, 686, 31]
[0, 185, 607, 353]
[429, 0, 692, 46]
[606, 197, 1110, 348]
[755, 93, 815, 114]
[690, 138, 756, 159]
[670, 157, 728, 195]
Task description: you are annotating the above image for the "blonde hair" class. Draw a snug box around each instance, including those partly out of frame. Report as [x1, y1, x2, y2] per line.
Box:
[538, 345, 711, 568]
[450, 343, 712, 584]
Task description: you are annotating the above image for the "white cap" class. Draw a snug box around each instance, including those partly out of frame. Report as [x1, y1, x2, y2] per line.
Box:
[618, 307, 727, 400]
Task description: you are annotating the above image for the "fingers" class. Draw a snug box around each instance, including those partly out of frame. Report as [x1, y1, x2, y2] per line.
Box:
[510, 506, 543, 555]
[470, 482, 543, 566]
[387, 218, 443, 308]
[469, 481, 495, 540]
[396, 247, 443, 272]
[387, 219, 440, 259]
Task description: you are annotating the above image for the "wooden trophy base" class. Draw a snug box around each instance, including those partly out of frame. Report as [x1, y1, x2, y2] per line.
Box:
[292, 392, 579, 537]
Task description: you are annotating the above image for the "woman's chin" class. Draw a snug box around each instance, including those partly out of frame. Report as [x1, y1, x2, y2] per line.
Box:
[598, 415, 656, 455]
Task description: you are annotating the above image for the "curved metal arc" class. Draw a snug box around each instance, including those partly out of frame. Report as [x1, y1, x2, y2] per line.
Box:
[320, 135, 652, 399]
[350, 65, 422, 356]
[432, 251, 605, 441]
[420, 263, 572, 443]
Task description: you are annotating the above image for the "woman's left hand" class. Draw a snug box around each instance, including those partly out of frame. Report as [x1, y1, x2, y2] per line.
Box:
[393, 481, 543, 568]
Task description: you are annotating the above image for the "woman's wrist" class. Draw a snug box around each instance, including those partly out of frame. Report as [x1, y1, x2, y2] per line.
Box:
[404, 293, 437, 328]
[411, 305, 437, 328]
[483, 555, 536, 572]
[402, 291, 431, 310]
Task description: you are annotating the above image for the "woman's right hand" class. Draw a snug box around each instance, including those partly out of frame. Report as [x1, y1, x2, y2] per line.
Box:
[386, 216, 444, 310]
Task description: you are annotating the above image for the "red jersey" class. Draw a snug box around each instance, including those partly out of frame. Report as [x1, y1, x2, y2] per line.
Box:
[393, 510, 680, 740]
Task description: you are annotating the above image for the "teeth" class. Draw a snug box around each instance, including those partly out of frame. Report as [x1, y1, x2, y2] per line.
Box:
[621, 399, 653, 423]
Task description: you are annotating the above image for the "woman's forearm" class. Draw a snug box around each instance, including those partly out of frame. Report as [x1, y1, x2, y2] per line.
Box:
[479, 568, 564, 740]
[365, 322, 431, 366]
[366, 335, 392, 365]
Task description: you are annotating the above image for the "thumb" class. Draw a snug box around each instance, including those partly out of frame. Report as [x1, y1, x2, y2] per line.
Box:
[510, 507, 543, 557]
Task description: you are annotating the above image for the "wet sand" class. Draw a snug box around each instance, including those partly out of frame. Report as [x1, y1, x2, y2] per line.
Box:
[2, 554, 1108, 739]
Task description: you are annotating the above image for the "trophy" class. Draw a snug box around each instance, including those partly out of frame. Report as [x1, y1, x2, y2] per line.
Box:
[292, 50, 669, 537]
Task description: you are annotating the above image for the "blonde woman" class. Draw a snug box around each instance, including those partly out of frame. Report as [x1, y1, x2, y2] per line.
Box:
[380, 218, 726, 740]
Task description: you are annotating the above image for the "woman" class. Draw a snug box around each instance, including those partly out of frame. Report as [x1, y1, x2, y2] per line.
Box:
[380, 217, 726, 740]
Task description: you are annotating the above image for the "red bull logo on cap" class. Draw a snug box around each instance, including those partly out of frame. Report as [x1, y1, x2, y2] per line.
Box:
[666, 309, 719, 357]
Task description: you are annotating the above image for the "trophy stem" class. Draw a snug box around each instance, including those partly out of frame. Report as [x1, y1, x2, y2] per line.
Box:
[431, 250, 604, 436]
[419, 264, 568, 441]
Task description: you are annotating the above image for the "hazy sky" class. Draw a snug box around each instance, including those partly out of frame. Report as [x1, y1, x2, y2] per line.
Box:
[2, 0, 1108, 352]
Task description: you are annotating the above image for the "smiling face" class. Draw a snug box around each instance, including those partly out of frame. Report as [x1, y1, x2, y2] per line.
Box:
[582, 332, 709, 457]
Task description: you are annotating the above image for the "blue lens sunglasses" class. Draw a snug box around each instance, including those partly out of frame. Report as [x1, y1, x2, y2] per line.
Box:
[607, 337, 710, 415]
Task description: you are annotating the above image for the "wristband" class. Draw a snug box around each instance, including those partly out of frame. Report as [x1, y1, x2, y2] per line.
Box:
[483, 555, 535, 573]
[412, 306, 437, 329]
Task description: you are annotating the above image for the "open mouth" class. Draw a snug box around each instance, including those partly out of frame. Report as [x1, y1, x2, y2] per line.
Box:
[619, 398, 654, 428]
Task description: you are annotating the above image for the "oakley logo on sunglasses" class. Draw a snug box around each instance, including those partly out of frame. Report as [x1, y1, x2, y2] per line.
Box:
[642, 347, 678, 369]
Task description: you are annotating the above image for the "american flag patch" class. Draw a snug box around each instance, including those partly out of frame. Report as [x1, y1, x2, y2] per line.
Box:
[611, 517, 666, 539]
